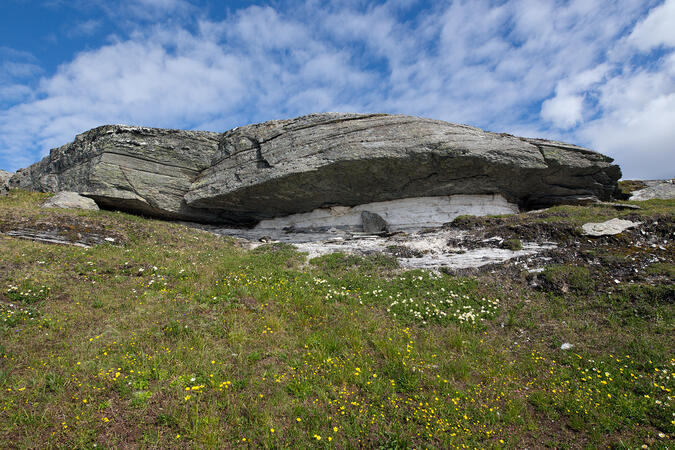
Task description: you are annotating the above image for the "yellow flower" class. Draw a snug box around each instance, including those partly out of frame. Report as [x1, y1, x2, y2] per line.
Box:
[176, 434, 180, 439]
[333, 426, 338, 432]
[296, 417, 302, 422]
[270, 428, 275, 433]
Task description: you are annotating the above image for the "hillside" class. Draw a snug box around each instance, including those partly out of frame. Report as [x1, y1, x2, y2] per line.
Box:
[0, 189, 673, 448]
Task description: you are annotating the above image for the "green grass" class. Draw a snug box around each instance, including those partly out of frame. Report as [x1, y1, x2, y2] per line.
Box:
[618, 179, 648, 195]
[0, 190, 673, 448]
[451, 198, 675, 230]
[541, 265, 595, 295]
[502, 238, 523, 251]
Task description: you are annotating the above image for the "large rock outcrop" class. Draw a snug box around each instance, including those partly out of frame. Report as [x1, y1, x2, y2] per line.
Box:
[9, 125, 231, 222]
[9, 113, 622, 225]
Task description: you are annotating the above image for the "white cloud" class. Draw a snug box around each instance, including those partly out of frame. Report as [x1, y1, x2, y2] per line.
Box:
[572, 1, 675, 179]
[540, 65, 609, 129]
[113, 0, 194, 21]
[580, 92, 675, 179]
[541, 94, 585, 129]
[628, 0, 675, 50]
[0, 84, 32, 104]
[577, 58, 675, 178]
[67, 19, 102, 37]
[2, 61, 42, 79]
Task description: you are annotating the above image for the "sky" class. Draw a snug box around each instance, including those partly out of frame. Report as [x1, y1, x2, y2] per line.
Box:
[1, 0, 674, 179]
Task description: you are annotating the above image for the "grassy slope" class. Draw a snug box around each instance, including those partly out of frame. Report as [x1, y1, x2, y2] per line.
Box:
[0, 191, 673, 449]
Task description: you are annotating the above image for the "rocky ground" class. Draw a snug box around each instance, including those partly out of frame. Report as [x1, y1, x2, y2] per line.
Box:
[199, 181, 673, 300]
[2, 181, 673, 293]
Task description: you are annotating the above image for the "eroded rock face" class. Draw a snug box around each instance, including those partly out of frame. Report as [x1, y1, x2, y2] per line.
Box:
[186, 113, 621, 217]
[10, 113, 622, 225]
[9, 125, 230, 222]
[0, 170, 11, 195]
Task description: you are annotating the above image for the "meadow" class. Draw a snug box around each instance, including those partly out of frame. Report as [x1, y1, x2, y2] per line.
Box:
[0, 190, 673, 448]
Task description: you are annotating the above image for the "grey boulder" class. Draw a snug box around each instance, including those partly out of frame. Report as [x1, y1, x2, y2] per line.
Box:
[0, 170, 11, 195]
[41, 191, 99, 211]
[10, 113, 622, 225]
[361, 211, 388, 233]
[581, 218, 641, 236]
[629, 179, 675, 201]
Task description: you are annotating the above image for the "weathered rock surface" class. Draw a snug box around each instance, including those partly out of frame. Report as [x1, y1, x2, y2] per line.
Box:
[186, 114, 621, 220]
[254, 195, 519, 232]
[581, 218, 641, 236]
[42, 191, 99, 211]
[9, 125, 229, 222]
[10, 113, 622, 225]
[0, 170, 11, 195]
[361, 211, 388, 233]
[629, 179, 675, 201]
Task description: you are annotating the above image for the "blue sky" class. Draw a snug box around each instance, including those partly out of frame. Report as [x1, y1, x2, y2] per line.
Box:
[1, 0, 674, 179]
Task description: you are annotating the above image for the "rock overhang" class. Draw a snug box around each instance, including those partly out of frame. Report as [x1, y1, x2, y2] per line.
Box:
[8, 113, 622, 226]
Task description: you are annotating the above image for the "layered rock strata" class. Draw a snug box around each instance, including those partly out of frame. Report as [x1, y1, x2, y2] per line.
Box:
[9, 113, 622, 226]
[9, 125, 229, 222]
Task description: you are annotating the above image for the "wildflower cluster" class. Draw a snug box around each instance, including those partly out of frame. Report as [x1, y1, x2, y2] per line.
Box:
[6, 281, 50, 304]
[0, 302, 36, 327]
[325, 287, 356, 301]
[527, 351, 675, 434]
[262, 327, 510, 445]
[387, 295, 500, 324]
[361, 272, 500, 326]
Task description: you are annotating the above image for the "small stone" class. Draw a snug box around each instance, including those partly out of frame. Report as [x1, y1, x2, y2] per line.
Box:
[581, 218, 641, 236]
[361, 211, 388, 234]
[41, 192, 99, 211]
